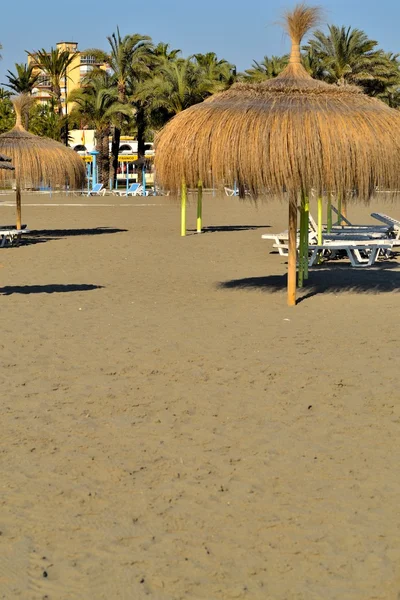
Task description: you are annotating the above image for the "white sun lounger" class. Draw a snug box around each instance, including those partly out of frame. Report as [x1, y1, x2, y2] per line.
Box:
[371, 213, 400, 238]
[0, 228, 30, 247]
[309, 239, 394, 267]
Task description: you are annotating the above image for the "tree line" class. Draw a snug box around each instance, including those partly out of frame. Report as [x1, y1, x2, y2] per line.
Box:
[0, 23, 399, 186]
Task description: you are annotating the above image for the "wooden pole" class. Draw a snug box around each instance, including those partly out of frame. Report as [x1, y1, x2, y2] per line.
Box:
[181, 179, 187, 237]
[197, 180, 203, 233]
[16, 180, 21, 230]
[287, 194, 297, 307]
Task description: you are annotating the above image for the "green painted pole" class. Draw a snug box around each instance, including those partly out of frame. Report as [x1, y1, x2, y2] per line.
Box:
[181, 180, 187, 237]
[317, 197, 323, 244]
[327, 196, 332, 233]
[337, 195, 342, 226]
[197, 180, 203, 233]
[298, 195, 305, 288]
[304, 195, 309, 280]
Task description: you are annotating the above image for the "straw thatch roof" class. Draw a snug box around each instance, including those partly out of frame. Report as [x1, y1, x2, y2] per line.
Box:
[155, 5, 400, 201]
[0, 153, 14, 170]
[0, 96, 85, 189]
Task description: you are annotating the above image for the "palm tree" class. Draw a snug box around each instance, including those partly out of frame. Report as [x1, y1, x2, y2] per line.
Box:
[192, 52, 236, 88]
[27, 47, 78, 115]
[137, 58, 207, 118]
[106, 28, 153, 187]
[0, 87, 11, 100]
[242, 55, 289, 82]
[0, 94, 15, 133]
[69, 72, 132, 185]
[136, 55, 235, 143]
[153, 42, 181, 61]
[304, 25, 397, 90]
[4, 63, 40, 94]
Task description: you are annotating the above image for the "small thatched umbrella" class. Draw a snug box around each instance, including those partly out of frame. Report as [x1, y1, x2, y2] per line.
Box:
[0, 95, 86, 230]
[155, 4, 400, 305]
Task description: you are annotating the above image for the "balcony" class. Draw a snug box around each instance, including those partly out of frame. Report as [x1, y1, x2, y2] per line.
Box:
[81, 56, 96, 65]
[36, 76, 51, 88]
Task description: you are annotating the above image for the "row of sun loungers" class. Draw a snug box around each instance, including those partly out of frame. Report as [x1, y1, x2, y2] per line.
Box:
[86, 183, 150, 197]
[262, 210, 400, 268]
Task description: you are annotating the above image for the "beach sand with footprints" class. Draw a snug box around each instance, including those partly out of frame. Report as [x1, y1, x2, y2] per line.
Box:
[1, 192, 400, 599]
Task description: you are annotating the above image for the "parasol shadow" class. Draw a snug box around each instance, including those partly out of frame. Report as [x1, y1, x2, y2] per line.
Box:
[187, 224, 271, 234]
[218, 262, 400, 301]
[0, 284, 104, 295]
[18, 227, 128, 246]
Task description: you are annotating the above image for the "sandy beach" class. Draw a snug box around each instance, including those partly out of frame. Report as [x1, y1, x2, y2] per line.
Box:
[1, 191, 400, 599]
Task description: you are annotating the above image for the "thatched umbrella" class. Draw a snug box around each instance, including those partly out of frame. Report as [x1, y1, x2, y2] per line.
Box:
[0, 96, 86, 230]
[155, 4, 400, 306]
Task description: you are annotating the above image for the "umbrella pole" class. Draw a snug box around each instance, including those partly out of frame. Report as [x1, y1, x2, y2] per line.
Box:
[181, 179, 187, 237]
[337, 195, 342, 226]
[341, 197, 347, 225]
[288, 194, 297, 306]
[16, 180, 22, 230]
[197, 180, 203, 233]
[317, 196, 323, 265]
[304, 195, 309, 280]
[317, 197, 323, 244]
[327, 196, 332, 233]
[298, 196, 305, 288]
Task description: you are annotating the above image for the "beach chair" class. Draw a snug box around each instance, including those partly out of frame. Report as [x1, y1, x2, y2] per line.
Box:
[113, 183, 148, 197]
[224, 186, 251, 197]
[87, 183, 106, 196]
[371, 213, 400, 238]
[0, 227, 30, 247]
[308, 239, 394, 267]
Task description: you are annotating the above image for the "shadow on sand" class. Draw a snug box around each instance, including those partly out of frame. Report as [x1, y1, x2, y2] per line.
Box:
[187, 224, 271, 234]
[219, 261, 400, 302]
[18, 227, 127, 246]
[1, 284, 104, 296]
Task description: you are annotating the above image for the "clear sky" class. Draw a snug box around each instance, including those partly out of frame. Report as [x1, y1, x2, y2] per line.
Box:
[1, 0, 399, 84]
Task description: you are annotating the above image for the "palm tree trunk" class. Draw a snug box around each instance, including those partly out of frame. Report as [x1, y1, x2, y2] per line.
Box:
[100, 129, 110, 187]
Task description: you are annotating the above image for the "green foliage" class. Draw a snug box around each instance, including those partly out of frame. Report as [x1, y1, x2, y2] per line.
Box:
[242, 55, 289, 82]
[28, 101, 63, 140]
[0, 96, 15, 133]
[27, 47, 78, 113]
[303, 25, 400, 94]
[5, 63, 40, 94]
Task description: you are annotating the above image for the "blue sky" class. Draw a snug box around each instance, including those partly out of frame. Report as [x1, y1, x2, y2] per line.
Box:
[1, 0, 399, 84]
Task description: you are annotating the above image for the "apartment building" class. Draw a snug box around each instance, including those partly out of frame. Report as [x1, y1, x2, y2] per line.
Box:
[28, 42, 109, 114]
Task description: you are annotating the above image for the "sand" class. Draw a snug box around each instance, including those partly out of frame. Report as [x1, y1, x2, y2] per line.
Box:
[1, 191, 400, 600]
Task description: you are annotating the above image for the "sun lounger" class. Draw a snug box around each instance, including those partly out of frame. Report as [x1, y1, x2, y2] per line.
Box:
[0, 227, 30, 247]
[263, 229, 318, 256]
[371, 213, 400, 238]
[309, 239, 394, 267]
[87, 183, 106, 196]
[113, 183, 149, 197]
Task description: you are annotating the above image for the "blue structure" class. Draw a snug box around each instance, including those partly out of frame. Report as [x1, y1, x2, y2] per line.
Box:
[89, 150, 99, 189]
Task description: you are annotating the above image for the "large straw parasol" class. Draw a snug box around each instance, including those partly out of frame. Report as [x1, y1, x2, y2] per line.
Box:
[155, 4, 400, 305]
[0, 95, 86, 230]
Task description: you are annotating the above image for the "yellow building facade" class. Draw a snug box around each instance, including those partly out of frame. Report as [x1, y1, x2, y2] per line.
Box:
[29, 42, 108, 115]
